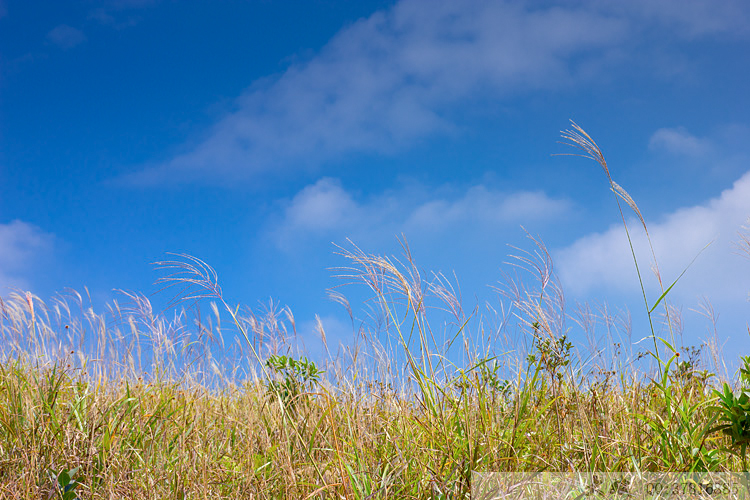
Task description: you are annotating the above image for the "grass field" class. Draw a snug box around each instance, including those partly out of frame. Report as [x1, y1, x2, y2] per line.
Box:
[1, 125, 749, 499]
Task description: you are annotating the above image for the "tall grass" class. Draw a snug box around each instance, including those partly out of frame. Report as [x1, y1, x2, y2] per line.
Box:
[0, 125, 747, 499]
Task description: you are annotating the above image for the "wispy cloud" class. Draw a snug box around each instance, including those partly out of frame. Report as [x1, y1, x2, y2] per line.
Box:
[107, 0, 159, 7]
[123, 0, 750, 186]
[88, 0, 158, 28]
[0, 220, 54, 292]
[612, 0, 750, 38]
[47, 24, 87, 50]
[405, 188, 570, 230]
[272, 177, 571, 251]
[649, 127, 714, 157]
[88, 9, 119, 26]
[124, 0, 629, 185]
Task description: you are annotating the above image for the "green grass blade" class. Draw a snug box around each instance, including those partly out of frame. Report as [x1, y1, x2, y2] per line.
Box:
[649, 240, 713, 314]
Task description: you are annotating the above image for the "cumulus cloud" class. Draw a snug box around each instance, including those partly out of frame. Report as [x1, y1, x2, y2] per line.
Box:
[281, 178, 363, 233]
[649, 127, 714, 157]
[556, 170, 750, 305]
[0, 220, 54, 292]
[272, 177, 571, 251]
[47, 25, 87, 49]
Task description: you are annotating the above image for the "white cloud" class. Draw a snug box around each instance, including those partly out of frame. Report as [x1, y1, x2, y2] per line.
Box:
[649, 127, 713, 157]
[47, 25, 86, 49]
[281, 178, 362, 233]
[556, 170, 750, 304]
[0, 220, 54, 292]
[120, 0, 750, 185]
[272, 177, 571, 251]
[125, 0, 628, 184]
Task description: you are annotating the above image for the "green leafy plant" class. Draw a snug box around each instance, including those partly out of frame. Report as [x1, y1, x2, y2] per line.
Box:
[712, 356, 750, 471]
[265, 354, 323, 416]
[453, 356, 510, 399]
[47, 466, 81, 500]
[526, 332, 573, 384]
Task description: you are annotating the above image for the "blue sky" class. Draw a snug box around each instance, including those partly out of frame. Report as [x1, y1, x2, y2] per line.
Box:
[2, 0, 750, 371]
